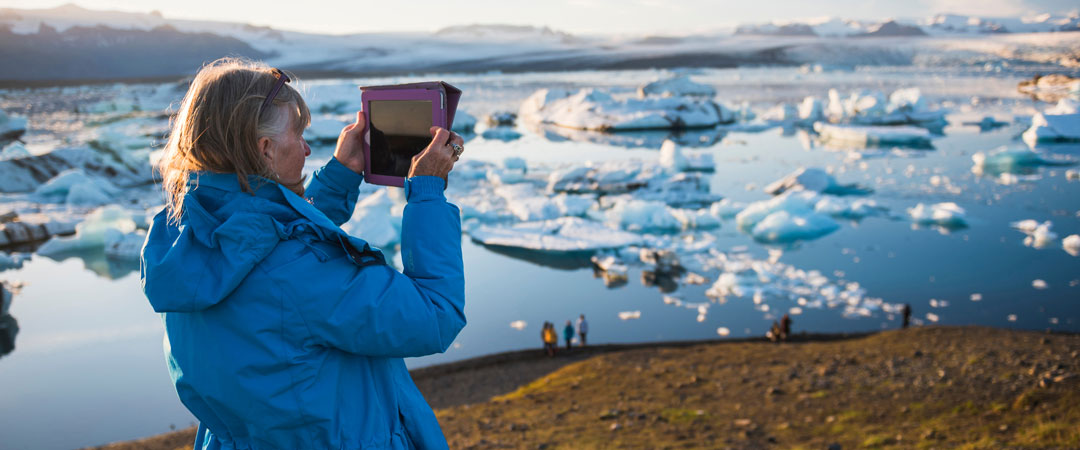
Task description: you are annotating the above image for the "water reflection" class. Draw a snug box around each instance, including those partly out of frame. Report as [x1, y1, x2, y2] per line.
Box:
[38, 249, 140, 280]
[474, 242, 594, 270]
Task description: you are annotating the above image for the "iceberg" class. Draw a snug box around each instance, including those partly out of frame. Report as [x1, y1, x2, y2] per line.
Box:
[813, 122, 932, 148]
[469, 217, 643, 253]
[0, 144, 153, 193]
[495, 184, 563, 222]
[0, 251, 28, 271]
[638, 75, 717, 98]
[519, 88, 735, 132]
[1064, 234, 1080, 256]
[33, 169, 121, 206]
[1010, 219, 1057, 249]
[0, 142, 31, 160]
[826, 87, 946, 126]
[484, 111, 517, 126]
[1022, 99, 1080, 146]
[907, 202, 967, 229]
[763, 167, 871, 196]
[971, 146, 1076, 176]
[602, 199, 683, 232]
[617, 310, 641, 320]
[659, 140, 714, 172]
[103, 229, 147, 261]
[480, 127, 523, 142]
[451, 110, 477, 133]
[735, 191, 842, 243]
[341, 189, 401, 249]
[36, 205, 140, 255]
[0, 110, 27, 143]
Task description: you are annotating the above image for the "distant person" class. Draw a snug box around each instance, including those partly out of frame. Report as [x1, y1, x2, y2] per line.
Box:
[767, 321, 781, 342]
[542, 322, 558, 357]
[902, 303, 912, 329]
[563, 320, 574, 351]
[140, 58, 466, 449]
[780, 314, 792, 341]
[577, 314, 589, 346]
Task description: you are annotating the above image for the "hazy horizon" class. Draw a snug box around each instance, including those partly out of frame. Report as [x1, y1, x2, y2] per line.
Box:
[1, 0, 1078, 36]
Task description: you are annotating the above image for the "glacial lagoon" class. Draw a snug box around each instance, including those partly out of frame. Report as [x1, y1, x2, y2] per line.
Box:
[1, 66, 1079, 449]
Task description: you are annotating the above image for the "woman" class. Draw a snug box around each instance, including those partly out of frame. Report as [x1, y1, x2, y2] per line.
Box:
[563, 320, 574, 351]
[141, 58, 466, 449]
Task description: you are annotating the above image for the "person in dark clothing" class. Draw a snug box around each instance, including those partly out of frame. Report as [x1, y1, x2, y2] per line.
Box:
[902, 303, 912, 328]
[563, 320, 574, 351]
[780, 314, 792, 341]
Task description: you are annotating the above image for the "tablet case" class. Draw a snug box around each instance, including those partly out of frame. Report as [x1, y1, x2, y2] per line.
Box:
[360, 82, 461, 187]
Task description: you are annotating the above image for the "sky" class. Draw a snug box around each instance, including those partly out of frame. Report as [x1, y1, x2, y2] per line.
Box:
[1, 0, 1077, 35]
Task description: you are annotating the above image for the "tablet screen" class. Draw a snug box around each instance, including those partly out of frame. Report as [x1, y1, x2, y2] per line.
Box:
[368, 100, 432, 178]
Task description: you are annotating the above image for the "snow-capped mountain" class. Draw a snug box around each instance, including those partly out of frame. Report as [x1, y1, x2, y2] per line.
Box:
[1, 4, 1079, 83]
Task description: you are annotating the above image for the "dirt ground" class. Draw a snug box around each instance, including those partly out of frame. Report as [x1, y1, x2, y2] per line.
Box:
[89, 326, 1079, 449]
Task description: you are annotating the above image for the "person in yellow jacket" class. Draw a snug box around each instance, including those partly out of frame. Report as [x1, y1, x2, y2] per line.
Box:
[541, 322, 558, 357]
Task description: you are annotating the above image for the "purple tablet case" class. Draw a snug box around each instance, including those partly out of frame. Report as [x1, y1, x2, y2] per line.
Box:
[360, 82, 461, 187]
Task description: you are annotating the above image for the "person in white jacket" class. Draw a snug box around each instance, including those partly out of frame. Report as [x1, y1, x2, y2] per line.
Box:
[576, 314, 589, 346]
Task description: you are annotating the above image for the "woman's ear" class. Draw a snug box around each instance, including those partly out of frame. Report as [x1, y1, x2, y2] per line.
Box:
[258, 136, 274, 165]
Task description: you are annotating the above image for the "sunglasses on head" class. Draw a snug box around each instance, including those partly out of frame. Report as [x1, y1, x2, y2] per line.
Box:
[259, 68, 291, 115]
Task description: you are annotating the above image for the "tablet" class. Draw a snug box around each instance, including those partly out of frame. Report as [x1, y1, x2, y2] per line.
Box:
[361, 82, 461, 187]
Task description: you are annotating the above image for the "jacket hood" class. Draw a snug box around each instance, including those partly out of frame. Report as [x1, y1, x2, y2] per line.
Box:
[141, 173, 296, 313]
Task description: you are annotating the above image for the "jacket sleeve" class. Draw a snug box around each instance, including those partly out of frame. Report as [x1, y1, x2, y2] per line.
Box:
[303, 157, 363, 226]
[275, 176, 465, 358]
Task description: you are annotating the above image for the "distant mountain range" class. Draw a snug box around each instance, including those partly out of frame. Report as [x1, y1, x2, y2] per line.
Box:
[1, 4, 1079, 83]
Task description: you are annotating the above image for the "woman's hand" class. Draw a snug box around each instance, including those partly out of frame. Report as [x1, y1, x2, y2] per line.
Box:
[333, 111, 366, 174]
[408, 127, 463, 183]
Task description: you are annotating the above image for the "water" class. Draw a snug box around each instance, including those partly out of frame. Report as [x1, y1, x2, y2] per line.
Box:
[1, 66, 1078, 449]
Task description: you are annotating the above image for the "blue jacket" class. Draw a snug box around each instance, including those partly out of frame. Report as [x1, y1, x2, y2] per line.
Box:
[141, 158, 465, 450]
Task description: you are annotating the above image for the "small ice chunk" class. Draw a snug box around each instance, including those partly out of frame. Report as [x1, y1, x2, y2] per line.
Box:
[618, 310, 642, 320]
[469, 217, 643, 252]
[716, 327, 731, 336]
[814, 123, 931, 147]
[1066, 169, 1080, 180]
[750, 210, 840, 243]
[0, 251, 28, 270]
[638, 75, 716, 98]
[1007, 314, 1017, 322]
[764, 167, 869, 196]
[35, 169, 121, 206]
[604, 199, 681, 231]
[1064, 234, 1080, 256]
[789, 307, 803, 315]
[452, 110, 478, 133]
[509, 320, 527, 330]
[503, 157, 527, 170]
[907, 202, 967, 228]
[709, 199, 746, 219]
[1032, 279, 1048, 289]
[659, 140, 688, 172]
[0, 141, 30, 160]
[1010, 219, 1057, 248]
[925, 312, 940, 323]
[1022, 99, 1080, 145]
[36, 205, 139, 255]
[971, 146, 1075, 175]
[970, 293, 983, 302]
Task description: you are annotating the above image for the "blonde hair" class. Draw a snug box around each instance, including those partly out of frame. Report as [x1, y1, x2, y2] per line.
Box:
[158, 57, 310, 224]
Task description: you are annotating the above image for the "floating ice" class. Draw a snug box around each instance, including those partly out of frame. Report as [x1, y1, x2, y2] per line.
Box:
[480, 127, 522, 142]
[0, 251, 28, 270]
[342, 189, 401, 249]
[36, 205, 140, 255]
[34, 169, 121, 206]
[503, 157, 527, 171]
[603, 199, 681, 231]
[962, 116, 1009, 131]
[1067, 169, 1080, 180]
[451, 110, 478, 133]
[509, 320, 527, 330]
[638, 75, 717, 98]
[813, 197, 887, 219]
[1007, 314, 1017, 322]
[1010, 219, 1057, 248]
[750, 210, 840, 243]
[716, 327, 731, 336]
[469, 217, 643, 252]
[495, 184, 563, 221]
[1032, 279, 1048, 289]
[519, 88, 734, 131]
[925, 312, 940, 322]
[104, 229, 147, 261]
[1022, 99, 1080, 146]
[971, 146, 1076, 175]
[484, 111, 518, 126]
[814, 123, 931, 147]
[763, 167, 870, 196]
[591, 255, 629, 287]
[304, 117, 347, 143]
[0, 142, 30, 160]
[618, 310, 641, 320]
[907, 202, 967, 229]
[0, 110, 27, 142]
[659, 140, 714, 172]
[826, 87, 946, 125]
[0, 144, 153, 193]
[1064, 234, 1080, 256]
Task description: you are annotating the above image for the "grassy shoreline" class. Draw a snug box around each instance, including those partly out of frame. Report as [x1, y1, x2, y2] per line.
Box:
[89, 326, 1079, 449]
